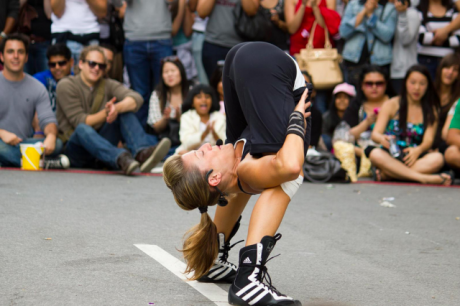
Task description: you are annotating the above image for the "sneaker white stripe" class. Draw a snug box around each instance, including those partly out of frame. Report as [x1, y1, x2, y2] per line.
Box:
[236, 282, 257, 297]
[248, 287, 269, 305]
[242, 283, 265, 301]
[208, 266, 226, 278]
[212, 266, 233, 280]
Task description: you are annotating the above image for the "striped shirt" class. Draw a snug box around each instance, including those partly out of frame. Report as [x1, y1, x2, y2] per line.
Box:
[418, 7, 460, 57]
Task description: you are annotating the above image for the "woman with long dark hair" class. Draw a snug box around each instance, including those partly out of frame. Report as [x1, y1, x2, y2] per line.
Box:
[146, 56, 190, 155]
[163, 42, 310, 306]
[367, 64, 452, 185]
[433, 53, 460, 150]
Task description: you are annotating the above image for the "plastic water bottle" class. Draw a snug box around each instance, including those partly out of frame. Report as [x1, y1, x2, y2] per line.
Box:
[389, 136, 401, 159]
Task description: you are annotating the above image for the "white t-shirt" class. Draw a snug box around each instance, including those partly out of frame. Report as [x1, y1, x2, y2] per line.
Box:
[448, 101, 458, 116]
[51, 0, 100, 35]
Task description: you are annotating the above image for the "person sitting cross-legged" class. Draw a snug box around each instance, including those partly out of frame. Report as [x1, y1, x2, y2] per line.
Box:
[56, 45, 171, 175]
[0, 34, 68, 169]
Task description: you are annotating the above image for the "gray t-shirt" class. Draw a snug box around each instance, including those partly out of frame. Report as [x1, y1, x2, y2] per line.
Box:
[114, 0, 172, 41]
[0, 73, 56, 139]
[205, 0, 244, 48]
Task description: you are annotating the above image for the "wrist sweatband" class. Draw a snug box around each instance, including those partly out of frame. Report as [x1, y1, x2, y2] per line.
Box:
[286, 111, 305, 139]
[34, 131, 45, 136]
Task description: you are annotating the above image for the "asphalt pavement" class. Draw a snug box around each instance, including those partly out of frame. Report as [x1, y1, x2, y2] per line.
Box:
[1, 169, 459, 306]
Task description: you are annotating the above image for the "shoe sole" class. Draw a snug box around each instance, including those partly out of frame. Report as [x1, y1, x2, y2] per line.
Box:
[140, 138, 171, 173]
[125, 161, 140, 176]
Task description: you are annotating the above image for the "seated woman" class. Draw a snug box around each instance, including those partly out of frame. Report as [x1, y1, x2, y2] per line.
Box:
[322, 82, 355, 151]
[367, 64, 452, 185]
[163, 42, 310, 306]
[146, 56, 190, 157]
[343, 65, 391, 157]
[175, 84, 226, 155]
[433, 53, 460, 151]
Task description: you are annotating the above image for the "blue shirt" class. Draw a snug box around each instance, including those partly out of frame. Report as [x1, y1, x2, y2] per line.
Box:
[33, 70, 74, 113]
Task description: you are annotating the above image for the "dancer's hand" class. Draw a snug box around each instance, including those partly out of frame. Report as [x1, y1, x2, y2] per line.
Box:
[294, 87, 312, 119]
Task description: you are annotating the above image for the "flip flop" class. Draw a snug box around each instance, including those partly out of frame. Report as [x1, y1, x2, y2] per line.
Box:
[440, 170, 455, 186]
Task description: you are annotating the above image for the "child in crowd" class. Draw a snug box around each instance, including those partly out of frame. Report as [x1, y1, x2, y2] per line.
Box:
[322, 82, 355, 151]
[175, 84, 226, 155]
[434, 53, 460, 151]
[146, 56, 190, 156]
[367, 65, 453, 185]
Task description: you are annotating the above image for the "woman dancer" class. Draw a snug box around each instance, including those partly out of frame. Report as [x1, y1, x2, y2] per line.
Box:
[163, 42, 311, 306]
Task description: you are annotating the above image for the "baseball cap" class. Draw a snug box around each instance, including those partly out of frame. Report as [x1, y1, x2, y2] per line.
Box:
[333, 83, 356, 97]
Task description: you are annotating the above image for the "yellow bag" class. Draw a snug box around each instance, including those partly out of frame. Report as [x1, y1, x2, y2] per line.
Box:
[295, 22, 343, 90]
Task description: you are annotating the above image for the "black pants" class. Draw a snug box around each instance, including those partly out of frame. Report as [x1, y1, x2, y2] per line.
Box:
[223, 42, 311, 157]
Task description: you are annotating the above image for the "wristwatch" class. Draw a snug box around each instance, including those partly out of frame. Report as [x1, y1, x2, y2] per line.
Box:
[0, 32, 7, 39]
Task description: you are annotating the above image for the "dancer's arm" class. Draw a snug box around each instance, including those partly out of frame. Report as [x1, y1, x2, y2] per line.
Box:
[237, 90, 310, 189]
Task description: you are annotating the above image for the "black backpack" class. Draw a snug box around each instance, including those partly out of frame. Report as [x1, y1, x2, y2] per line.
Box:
[303, 153, 349, 183]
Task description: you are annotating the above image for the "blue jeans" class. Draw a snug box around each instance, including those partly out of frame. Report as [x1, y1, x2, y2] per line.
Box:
[24, 40, 50, 75]
[418, 55, 440, 81]
[202, 41, 231, 81]
[124, 39, 173, 127]
[314, 89, 331, 114]
[64, 112, 158, 169]
[0, 138, 63, 167]
[192, 32, 208, 85]
[65, 39, 99, 66]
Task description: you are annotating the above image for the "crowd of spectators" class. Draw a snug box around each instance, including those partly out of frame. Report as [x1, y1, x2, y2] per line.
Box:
[0, 0, 459, 185]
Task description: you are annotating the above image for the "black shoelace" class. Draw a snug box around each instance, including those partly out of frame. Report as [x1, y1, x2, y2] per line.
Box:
[247, 254, 284, 295]
[220, 239, 244, 262]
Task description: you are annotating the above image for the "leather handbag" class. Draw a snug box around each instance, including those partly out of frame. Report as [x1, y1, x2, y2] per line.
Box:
[295, 22, 343, 90]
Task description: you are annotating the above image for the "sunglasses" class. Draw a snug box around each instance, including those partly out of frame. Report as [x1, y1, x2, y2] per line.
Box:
[161, 55, 180, 64]
[48, 60, 68, 68]
[83, 60, 107, 70]
[364, 81, 386, 88]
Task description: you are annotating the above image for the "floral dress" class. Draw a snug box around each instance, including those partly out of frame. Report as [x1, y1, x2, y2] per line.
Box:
[385, 119, 424, 148]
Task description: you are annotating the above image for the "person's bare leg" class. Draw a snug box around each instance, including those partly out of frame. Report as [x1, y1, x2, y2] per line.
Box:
[410, 152, 444, 174]
[445, 145, 460, 169]
[369, 148, 450, 184]
[214, 193, 251, 241]
[246, 186, 291, 246]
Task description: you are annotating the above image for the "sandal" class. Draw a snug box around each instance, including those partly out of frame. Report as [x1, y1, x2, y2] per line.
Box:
[439, 170, 455, 186]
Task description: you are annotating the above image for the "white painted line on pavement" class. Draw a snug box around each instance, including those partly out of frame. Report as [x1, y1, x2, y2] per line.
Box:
[134, 244, 231, 306]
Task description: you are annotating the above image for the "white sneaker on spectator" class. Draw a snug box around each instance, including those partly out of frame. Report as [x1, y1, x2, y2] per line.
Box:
[44, 155, 70, 169]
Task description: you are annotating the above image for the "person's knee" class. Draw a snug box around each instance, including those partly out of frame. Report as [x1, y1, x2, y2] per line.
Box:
[428, 152, 445, 169]
[369, 148, 387, 165]
[445, 145, 460, 165]
[74, 123, 94, 135]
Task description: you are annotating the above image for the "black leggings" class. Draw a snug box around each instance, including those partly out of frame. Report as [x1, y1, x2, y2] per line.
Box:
[222, 42, 311, 157]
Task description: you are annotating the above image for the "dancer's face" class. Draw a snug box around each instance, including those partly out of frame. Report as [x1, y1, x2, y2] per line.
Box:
[182, 142, 236, 180]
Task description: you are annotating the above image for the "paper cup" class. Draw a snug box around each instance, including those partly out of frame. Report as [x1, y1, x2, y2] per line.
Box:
[20, 143, 44, 170]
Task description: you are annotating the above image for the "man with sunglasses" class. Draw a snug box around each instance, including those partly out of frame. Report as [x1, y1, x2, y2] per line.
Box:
[34, 44, 74, 114]
[0, 34, 69, 169]
[56, 45, 171, 175]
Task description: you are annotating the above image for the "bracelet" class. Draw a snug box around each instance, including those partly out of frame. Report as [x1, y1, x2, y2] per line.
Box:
[286, 111, 305, 139]
[34, 131, 45, 135]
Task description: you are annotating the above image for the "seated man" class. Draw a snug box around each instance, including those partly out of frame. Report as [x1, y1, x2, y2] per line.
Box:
[0, 34, 68, 169]
[34, 44, 74, 114]
[445, 102, 460, 176]
[56, 45, 170, 175]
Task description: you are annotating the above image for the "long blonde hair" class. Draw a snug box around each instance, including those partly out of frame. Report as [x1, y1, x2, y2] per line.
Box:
[163, 155, 220, 280]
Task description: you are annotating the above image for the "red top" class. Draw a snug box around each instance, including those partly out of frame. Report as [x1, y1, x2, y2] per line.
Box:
[289, 0, 341, 55]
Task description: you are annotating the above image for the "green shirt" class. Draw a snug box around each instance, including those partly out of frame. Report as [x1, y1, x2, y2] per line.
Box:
[450, 100, 460, 130]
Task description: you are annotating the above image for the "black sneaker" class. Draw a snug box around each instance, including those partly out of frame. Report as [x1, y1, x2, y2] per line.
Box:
[228, 234, 302, 306]
[43, 154, 70, 169]
[198, 216, 243, 283]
